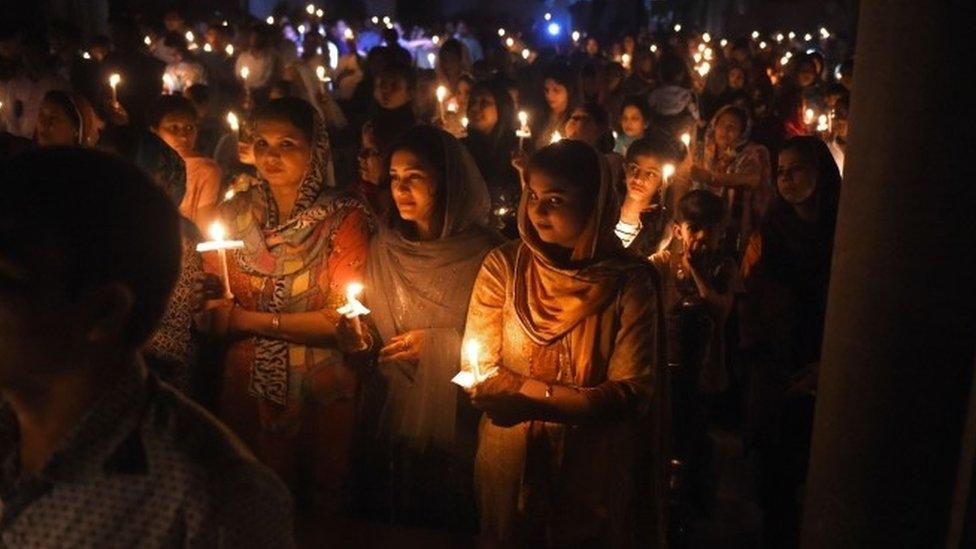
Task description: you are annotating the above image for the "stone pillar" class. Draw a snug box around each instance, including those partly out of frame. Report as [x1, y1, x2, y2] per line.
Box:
[801, 1, 975, 547]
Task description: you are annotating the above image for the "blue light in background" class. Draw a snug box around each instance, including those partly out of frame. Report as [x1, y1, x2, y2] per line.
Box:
[547, 22, 561, 36]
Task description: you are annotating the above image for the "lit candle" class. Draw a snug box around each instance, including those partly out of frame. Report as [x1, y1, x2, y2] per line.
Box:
[680, 132, 691, 149]
[435, 85, 448, 121]
[505, 37, 514, 48]
[336, 282, 371, 340]
[315, 66, 330, 94]
[225, 44, 234, 57]
[816, 114, 829, 132]
[804, 108, 816, 126]
[185, 30, 195, 42]
[751, 30, 759, 39]
[203, 43, 213, 52]
[702, 32, 711, 43]
[432, 35, 440, 45]
[427, 52, 437, 68]
[696, 62, 710, 77]
[226, 111, 240, 138]
[621, 52, 631, 70]
[344, 28, 355, 41]
[650, 44, 658, 53]
[266, 16, 274, 25]
[521, 48, 531, 61]
[516, 110, 532, 150]
[674, 24, 682, 32]
[306, 3, 315, 15]
[550, 130, 562, 144]
[572, 30, 581, 42]
[144, 35, 152, 46]
[451, 339, 492, 389]
[498, 28, 506, 37]
[108, 73, 121, 106]
[316, 8, 324, 18]
[662, 163, 675, 185]
[162, 74, 175, 94]
[196, 221, 245, 299]
[461, 116, 469, 130]
[240, 66, 251, 104]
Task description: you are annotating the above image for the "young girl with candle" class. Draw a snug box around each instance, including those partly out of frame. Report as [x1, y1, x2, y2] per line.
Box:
[463, 139, 666, 546]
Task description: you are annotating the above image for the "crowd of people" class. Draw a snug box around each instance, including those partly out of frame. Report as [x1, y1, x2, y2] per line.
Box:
[0, 5, 852, 547]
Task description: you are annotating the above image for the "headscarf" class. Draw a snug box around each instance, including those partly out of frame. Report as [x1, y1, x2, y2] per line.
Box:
[41, 90, 100, 147]
[366, 125, 500, 449]
[220, 106, 367, 405]
[514, 140, 631, 347]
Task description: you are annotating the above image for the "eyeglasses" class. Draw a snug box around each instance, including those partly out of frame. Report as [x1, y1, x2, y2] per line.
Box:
[626, 162, 660, 182]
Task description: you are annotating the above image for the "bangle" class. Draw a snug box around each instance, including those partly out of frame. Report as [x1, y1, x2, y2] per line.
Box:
[545, 384, 554, 398]
[271, 313, 281, 332]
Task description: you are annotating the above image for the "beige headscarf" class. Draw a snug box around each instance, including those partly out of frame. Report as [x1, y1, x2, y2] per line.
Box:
[513, 140, 630, 348]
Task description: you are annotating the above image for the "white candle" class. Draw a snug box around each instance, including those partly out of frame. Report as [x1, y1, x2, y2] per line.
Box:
[427, 52, 437, 68]
[516, 110, 531, 150]
[435, 85, 448, 120]
[680, 132, 691, 149]
[226, 111, 240, 138]
[336, 282, 371, 339]
[197, 222, 245, 299]
[108, 73, 121, 105]
[162, 74, 175, 94]
[662, 163, 675, 185]
[315, 66, 330, 94]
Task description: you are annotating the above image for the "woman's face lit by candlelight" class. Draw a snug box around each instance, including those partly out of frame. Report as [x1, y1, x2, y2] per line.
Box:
[468, 90, 498, 135]
[525, 170, 588, 250]
[252, 118, 312, 189]
[777, 148, 818, 205]
[155, 112, 198, 158]
[728, 67, 746, 90]
[620, 105, 646, 138]
[544, 78, 569, 115]
[389, 149, 438, 235]
[714, 111, 744, 152]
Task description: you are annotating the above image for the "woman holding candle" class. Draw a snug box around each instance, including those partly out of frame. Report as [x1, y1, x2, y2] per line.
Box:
[691, 104, 771, 258]
[534, 64, 579, 150]
[463, 139, 665, 546]
[199, 98, 371, 528]
[339, 125, 500, 530]
[462, 81, 520, 237]
[149, 95, 223, 230]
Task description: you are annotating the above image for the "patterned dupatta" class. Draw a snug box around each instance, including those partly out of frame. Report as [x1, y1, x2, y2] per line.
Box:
[221, 111, 367, 406]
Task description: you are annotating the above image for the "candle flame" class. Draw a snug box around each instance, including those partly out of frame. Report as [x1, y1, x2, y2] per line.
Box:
[225, 44, 234, 56]
[240, 66, 250, 80]
[344, 28, 355, 40]
[550, 131, 562, 144]
[108, 73, 121, 89]
[518, 110, 529, 127]
[226, 111, 239, 132]
[337, 282, 371, 318]
[461, 116, 469, 128]
[208, 221, 227, 242]
[316, 66, 327, 81]
[144, 36, 152, 46]
[650, 44, 658, 53]
[427, 52, 437, 66]
[572, 30, 581, 42]
[224, 189, 236, 201]
[436, 85, 448, 102]
[432, 35, 440, 45]
[306, 3, 315, 15]
[505, 37, 514, 48]
[266, 16, 274, 25]
[804, 108, 816, 125]
[662, 163, 676, 181]
[203, 43, 213, 52]
[162, 74, 175, 91]
[185, 30, 195, 42]
[521, 48, 531, 60]
[498, 28, 506, 37]
[680, 133, 691, 147]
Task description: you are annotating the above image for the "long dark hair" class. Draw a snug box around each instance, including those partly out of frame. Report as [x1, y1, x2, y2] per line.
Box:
[382, 125, 449, 238]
